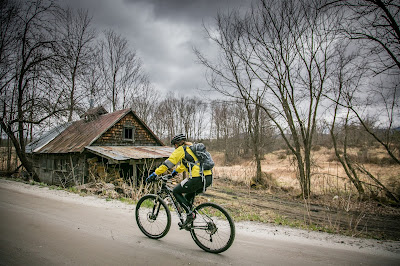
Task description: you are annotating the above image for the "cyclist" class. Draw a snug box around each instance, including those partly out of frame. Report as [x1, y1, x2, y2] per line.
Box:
[146, 133, 213, 228]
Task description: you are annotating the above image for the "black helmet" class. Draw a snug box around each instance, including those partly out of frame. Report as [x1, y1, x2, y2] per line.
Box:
[171, 133, 186, 145]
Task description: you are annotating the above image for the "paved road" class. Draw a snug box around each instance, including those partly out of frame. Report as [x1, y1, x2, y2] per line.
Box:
[0, 182, 399, 266]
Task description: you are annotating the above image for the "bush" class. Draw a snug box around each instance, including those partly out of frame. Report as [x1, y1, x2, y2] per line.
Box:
[387, 176, 400, 198]
[327, 153, 339, 162]
[250, 172, 277, 189]
[277, 152, 287, 160]
[312, 145, 322, 151]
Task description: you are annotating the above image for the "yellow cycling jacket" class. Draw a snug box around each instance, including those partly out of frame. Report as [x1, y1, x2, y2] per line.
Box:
[155, 145, 212, 177]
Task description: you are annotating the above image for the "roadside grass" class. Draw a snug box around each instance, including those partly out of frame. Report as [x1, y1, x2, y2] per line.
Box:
[119, 197, 136, 205]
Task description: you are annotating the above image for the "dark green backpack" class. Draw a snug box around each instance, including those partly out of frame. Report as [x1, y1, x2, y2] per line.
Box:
[184, 143, 215, 171]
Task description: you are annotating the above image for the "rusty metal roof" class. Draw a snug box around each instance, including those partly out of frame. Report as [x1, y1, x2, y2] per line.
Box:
[26, 122, 73, 153]
[30, 108, 164, 154]
[85, 146, 174, 162]
[35, 109, 130, 154]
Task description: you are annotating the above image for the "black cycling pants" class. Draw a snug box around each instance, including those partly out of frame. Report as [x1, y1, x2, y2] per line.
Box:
[172, 175, 212, 213]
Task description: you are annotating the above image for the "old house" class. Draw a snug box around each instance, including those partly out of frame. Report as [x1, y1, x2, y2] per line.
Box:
[26, 107, 173, 186]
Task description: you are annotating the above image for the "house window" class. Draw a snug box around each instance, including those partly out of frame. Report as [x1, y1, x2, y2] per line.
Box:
[41, 157, 47, 169]
[54, 159, 67, 171]
[40, 157, 52, 171]
[123, 126, 134, 141]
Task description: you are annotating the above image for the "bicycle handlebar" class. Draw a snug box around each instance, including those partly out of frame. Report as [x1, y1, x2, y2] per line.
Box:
[146, 174, 173, 184]
[155, 174, 172, 182]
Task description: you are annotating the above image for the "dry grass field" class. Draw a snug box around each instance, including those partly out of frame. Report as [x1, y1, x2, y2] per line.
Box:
[205, 147, 400, 240]
[0, 147, 20, 174]
[212, 147, 400, 197]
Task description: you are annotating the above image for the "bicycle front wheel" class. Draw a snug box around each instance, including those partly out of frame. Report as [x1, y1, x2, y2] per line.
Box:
[190, 202, 235, 253]
[135, 194, 171, 239]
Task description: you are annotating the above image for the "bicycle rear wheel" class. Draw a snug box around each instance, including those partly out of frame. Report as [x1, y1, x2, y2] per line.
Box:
[135, 194, 171, 239]
[190, 202, 235, 253]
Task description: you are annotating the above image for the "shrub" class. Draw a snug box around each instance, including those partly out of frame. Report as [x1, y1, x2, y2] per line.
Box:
[387, 176, 400, 198]
[277, 153, 287, 160]
[250, 172, 277, 189]
[312, 145, 322, 151]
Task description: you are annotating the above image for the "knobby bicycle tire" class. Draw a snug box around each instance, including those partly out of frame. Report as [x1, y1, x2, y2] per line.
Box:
[190, 202, 235, 253]
[135, 194, 171, 239]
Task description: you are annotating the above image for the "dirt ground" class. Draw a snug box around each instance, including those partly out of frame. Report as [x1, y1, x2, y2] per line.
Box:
[207, 148, 400, 241]
[200, 180, 400, 241]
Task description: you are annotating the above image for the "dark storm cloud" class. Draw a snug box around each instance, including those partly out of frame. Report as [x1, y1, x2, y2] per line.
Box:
[125, 0, 250, 23]
[60, 0, 253, 96]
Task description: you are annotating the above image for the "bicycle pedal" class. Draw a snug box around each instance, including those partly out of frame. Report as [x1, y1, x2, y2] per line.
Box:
[178, 222, 191, 231]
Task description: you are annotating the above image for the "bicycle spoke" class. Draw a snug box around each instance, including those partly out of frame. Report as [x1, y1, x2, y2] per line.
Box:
[193, 225, 228, 250]
[135, 177, 234, 253]
[135, 195, 171, 239]
[190, 203, 235, 253]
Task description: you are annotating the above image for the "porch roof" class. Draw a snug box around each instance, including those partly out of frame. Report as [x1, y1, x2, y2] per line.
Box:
[85, 146, 174, 163]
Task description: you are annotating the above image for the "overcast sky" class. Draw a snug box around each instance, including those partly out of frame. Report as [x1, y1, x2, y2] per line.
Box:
[61, 0, 253, 98]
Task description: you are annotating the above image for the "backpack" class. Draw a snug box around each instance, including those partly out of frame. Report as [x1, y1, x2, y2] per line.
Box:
[184, 143, 215, 171]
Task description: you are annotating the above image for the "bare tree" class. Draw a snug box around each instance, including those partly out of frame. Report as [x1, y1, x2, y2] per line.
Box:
[98, 29, 148, 112]
[0, 0, 65, 181]
[147, 95, 210, 143]
[0, 0, 20, 171]
[53, 7, 96, 121]
[210, 101, 230, 160]
[245, 94, 265, 183]
[151, 95, 179, 141]
[130, 80, 158, 124]
[325, 34, 400, 202]
[329, 70, 400, 201]
[0, 0, 19, 92]
[177, 96, 197, 138]
[330, 93, 367, 198]
[196, 0, 344, 197]
[81, 48, 103, 109]
[175, 96, 209, 140]
[209, 99, 254, 164]
[323, 0, 400, 164]
[193, 98, 208, 140]
[324, 0, 400, 74]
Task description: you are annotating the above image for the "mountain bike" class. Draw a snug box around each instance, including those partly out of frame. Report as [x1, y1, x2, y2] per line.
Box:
[135, 174, 235, 253]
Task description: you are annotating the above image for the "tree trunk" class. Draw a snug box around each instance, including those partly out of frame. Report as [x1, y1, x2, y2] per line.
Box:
[330, 109, 366, 198]
[0, 121, 40, 182]
[295, 151, 310, 198]
[253, 104, 262, 183]
[357, 164, 399, 203]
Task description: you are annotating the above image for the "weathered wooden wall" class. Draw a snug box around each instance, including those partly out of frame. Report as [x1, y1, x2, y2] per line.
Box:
[93, 113, 160, 146]
[30, 153, 86, 186]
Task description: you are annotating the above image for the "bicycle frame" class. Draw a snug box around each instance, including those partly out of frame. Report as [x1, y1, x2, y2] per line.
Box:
[136, 174, 235, 253]
[155, 176, 187, 224]
[155, 176, 215, 231]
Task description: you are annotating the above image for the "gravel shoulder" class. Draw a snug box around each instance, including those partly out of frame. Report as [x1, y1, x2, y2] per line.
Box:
[1, 178, 399, 259]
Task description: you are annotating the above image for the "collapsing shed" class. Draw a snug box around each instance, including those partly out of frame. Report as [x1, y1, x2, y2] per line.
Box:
[26, 107, 173, 186]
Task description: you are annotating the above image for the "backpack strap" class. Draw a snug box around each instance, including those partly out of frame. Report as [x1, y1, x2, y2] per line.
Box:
[183, 145, 199, 164]
[182, 145, 195, 178]
[183, 145, 206, 192]
[183, 146, 198, 167]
